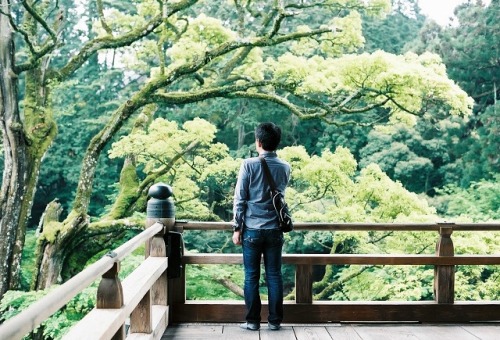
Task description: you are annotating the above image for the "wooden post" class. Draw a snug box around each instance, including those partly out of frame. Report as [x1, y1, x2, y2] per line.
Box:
[434, 225, 455, 303]
[296, 264, 313, 303]
[96, 262, 125, 340]
[130, 290, 152, 333]
[168, 225, 186, 307]
[146, 183, 176, 322]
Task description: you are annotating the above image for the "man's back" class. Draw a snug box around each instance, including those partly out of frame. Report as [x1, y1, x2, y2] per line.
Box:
[234, 152, 290, 230]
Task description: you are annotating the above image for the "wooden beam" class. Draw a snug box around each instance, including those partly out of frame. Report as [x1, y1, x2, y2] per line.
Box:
[175, 221, 500, 231]
[182, 254, 500, 265]
[172, 301, 500, 323]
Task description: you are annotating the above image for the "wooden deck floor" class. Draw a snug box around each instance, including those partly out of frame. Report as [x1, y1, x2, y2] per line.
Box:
[162, 323, 500, 340]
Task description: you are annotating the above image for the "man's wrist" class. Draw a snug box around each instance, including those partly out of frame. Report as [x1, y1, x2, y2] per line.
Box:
[232, 223, 242, 232]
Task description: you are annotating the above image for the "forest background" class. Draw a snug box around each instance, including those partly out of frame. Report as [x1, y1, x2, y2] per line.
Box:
[0, 0, 498, 338]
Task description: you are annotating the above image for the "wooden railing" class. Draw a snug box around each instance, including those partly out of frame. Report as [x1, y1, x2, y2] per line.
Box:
[0, 219, 499, 340]
[170, 221, 500, 323]
[0, 222, 169, 340]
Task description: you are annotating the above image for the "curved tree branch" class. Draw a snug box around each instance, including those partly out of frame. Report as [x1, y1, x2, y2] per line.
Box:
[96, 0, 113, 36]
[51, 0, 199, 81]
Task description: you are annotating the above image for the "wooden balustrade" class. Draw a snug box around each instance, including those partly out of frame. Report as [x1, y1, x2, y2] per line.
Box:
[171, 221, 500, 324]
[0, 220, 499, 340]
[0, 222, 168, 340]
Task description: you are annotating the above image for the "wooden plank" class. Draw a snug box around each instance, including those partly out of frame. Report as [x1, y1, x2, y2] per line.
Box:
[260, 326, 296, 340]
[183, 253, 500, 265]
[219, 324, 261, 340]
[161, 324, 223, 340]
[350, 324, 420, 340]
[294, 325, 332, 339]
[461, 324, 500, 340]
[63, 257, 168, 339]
[127, 305, 168, 340]
[352, 324, 479, 340]
[461, 323, 500, 340]
[171, 301, 500, 323]
[325, 324, 362, 340]
[159, 323, 500, 340]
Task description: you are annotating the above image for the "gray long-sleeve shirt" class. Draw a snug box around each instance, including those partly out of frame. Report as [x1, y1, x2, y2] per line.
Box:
[233, 151, 291, 230]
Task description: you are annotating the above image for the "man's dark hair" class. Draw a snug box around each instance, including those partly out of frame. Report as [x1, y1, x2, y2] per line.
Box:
[255, 122, 281, 151]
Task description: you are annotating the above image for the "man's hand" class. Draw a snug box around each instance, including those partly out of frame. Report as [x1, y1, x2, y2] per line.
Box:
[232, 230, 242, 245]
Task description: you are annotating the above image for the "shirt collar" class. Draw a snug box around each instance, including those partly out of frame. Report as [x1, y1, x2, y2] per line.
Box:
[260, 151, 277, 158]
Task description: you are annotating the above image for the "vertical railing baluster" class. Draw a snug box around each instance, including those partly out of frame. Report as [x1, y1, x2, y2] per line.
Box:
[96, 261, 125, 340]
[130, 291, 152, 333]
[296, 264, 313, 304]
[434, 224, 455, 303]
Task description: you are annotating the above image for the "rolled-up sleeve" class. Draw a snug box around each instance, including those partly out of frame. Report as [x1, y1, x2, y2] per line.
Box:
[233, 161, 249, 229]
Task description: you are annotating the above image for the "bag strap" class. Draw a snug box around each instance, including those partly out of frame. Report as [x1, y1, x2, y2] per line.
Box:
[259, 157, 277, 192]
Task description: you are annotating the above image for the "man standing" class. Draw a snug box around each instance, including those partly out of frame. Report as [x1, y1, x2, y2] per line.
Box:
[232, 122, 291, 331]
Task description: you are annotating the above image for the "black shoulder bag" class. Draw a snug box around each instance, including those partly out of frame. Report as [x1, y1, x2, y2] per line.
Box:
[259, 157, 294, 233]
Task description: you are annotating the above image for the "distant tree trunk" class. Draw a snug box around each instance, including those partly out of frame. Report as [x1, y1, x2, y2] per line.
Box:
[0, 0, 28, 298]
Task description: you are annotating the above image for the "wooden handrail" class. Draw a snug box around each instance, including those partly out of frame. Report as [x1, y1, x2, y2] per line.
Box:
[175, 221, 500, 231]
[183, 253, 500, 265]
[0, 222, 164, 340]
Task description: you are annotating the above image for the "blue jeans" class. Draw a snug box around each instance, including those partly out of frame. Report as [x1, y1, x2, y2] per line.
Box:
[242, 228, 284, 325]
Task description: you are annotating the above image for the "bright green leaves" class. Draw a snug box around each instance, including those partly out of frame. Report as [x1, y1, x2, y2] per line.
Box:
[109, 117, 217, 172]
[166, 14, 237, 69]
[324, 11, 365, 56]
[266, 49, 472, 124]
[278, 146, 435, 223]
[108, 118, 232, 220]
[355, 164, 435, 221]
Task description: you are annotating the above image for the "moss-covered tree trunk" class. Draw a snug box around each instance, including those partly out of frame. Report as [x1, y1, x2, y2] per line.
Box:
[0, 0, 27, 298]
[33, 86, 148, 288]
[0, 0, 57, 298]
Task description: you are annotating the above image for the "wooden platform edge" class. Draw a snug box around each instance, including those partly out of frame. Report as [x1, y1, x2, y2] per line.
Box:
[171, 301, 500, 323]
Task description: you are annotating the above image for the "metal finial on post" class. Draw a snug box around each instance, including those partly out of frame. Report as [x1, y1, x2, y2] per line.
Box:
[147, 182, 175, 231]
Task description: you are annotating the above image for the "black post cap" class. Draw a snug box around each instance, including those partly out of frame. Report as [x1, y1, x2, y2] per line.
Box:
[148, 183, 173, 199]
[147, 183, 174, 218]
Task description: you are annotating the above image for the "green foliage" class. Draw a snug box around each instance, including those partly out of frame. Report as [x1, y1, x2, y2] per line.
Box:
[186, 264, 244, 300]
[0, 286, 96, 339]
[20, 230, 37, 291]
[279, 146, 436, 223]
[5, 0, 498, 325]
[362, 7, 425, 54]
[431, 175, 500, 222]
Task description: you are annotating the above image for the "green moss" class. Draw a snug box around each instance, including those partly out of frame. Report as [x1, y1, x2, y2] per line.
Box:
[40, 221, 61, 243]
[107, 162, 140, 219]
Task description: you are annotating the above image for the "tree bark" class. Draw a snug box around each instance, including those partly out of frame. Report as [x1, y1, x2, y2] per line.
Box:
[0, 1, 57, 298]
[0, 0, 27, 297]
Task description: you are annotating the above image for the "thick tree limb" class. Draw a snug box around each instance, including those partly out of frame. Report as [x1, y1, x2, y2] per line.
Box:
[313, 265, 375, 300]
[52, 0, 199, 81]
[213, 274, 244, 297]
